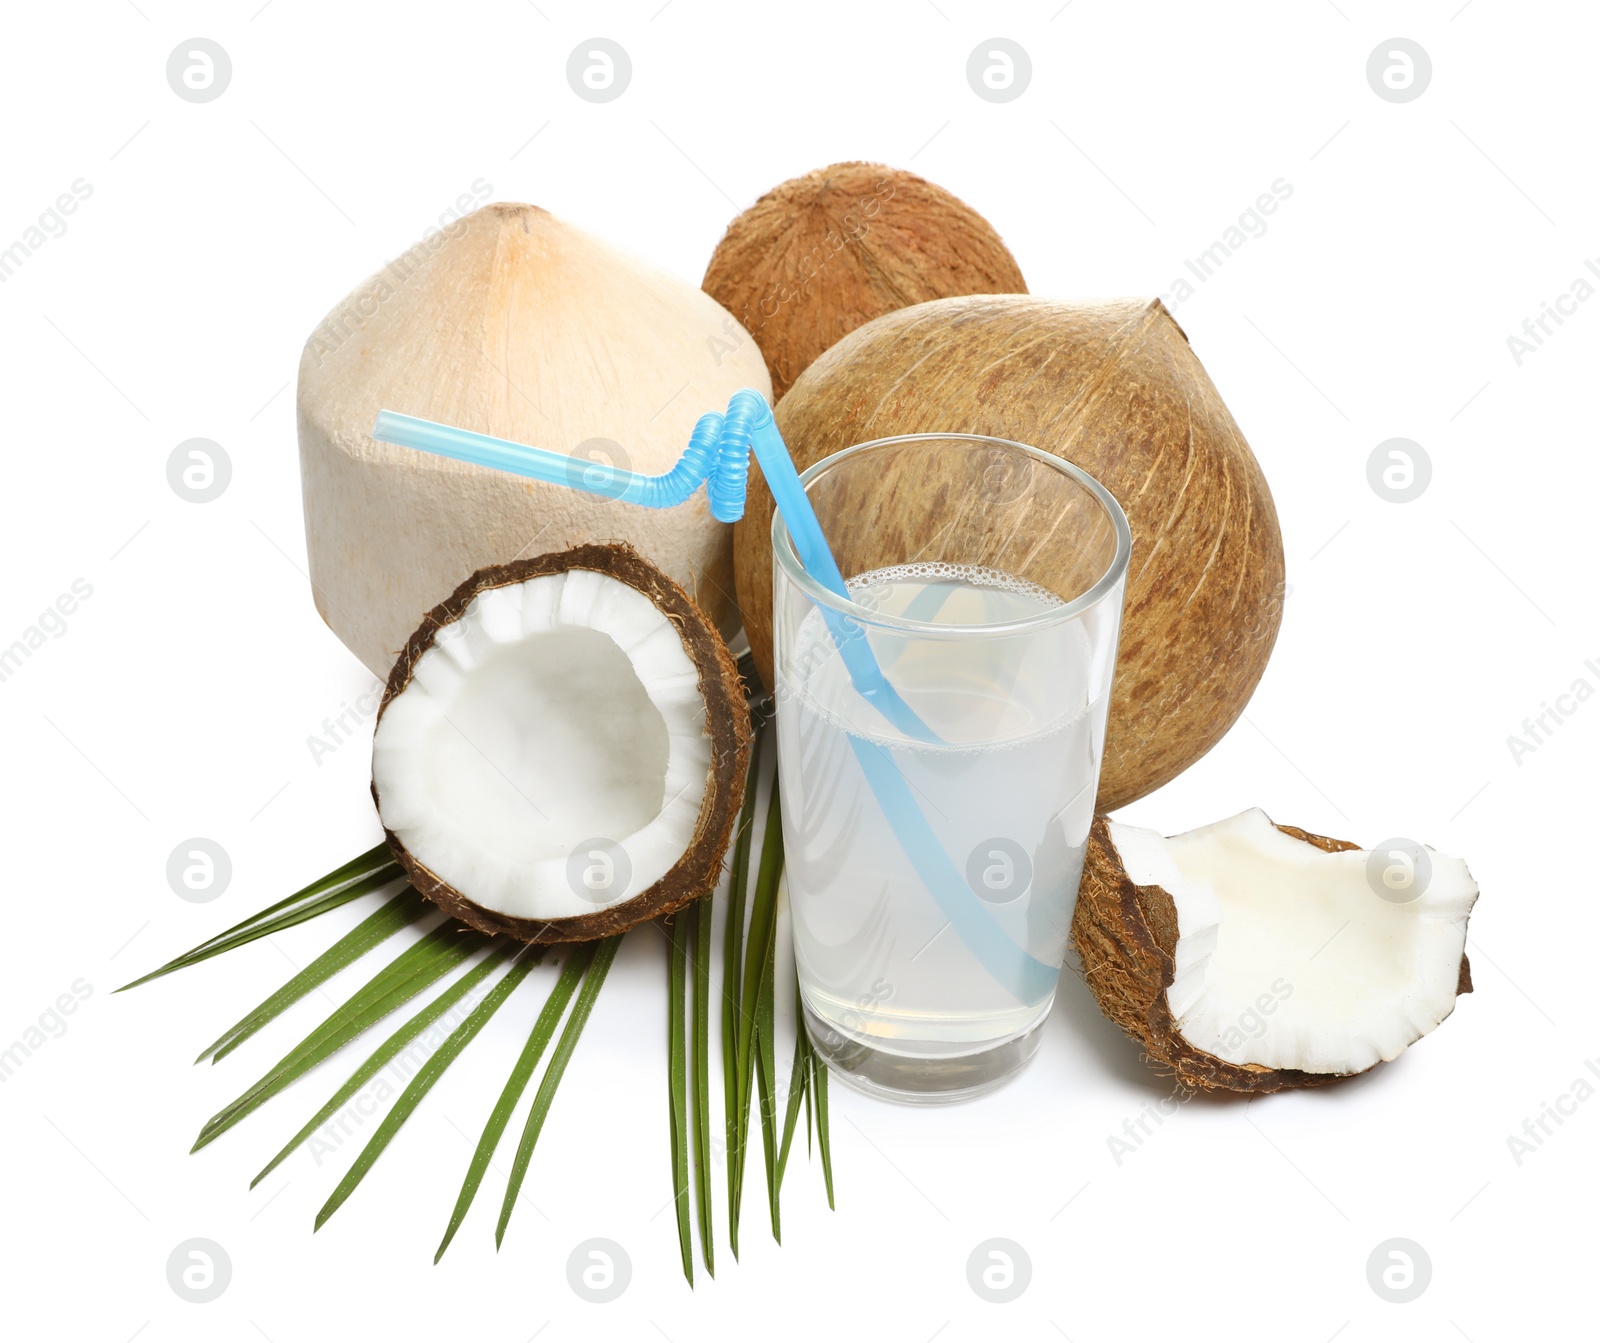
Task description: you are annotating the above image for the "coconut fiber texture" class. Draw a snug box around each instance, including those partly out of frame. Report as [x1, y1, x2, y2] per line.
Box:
[734, 294, 1285, 811]
[702, 161, 1027, 399]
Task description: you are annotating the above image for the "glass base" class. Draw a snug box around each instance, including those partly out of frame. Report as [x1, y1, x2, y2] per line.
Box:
[802, 998, 1049, 1105]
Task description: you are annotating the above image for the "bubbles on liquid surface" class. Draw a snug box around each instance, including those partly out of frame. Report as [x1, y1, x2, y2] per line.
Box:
[848, 562, 1066, 620]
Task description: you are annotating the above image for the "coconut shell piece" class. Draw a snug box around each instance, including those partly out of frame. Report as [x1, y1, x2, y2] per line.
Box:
[1071, 815, 1474, 1095]
[372, 543, 751, 943]
[702, 162, 1027, 398]
[737, 294, 1285, 811]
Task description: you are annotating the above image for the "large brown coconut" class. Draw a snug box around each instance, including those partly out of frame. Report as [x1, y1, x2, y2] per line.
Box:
[735, 295, 1285, 811]
[298, 202, 771, 677]
[1071, 811, 1477, 1094]
[702, 162, 1026, 399]
[371, 543, 750, 943]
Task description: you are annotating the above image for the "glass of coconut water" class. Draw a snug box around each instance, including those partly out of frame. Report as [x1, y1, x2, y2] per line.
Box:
[772, 434, 1131, 1102]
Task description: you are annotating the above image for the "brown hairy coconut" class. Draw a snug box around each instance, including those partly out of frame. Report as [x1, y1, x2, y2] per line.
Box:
[735, 294, 1286, 810]
[1071, 811, 1478, 1094]
[371, 544, 750, 943]
[702, 161, 1026, 398]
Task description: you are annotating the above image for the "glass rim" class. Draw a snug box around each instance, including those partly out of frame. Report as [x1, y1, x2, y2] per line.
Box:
[770, 432, 1133, 637]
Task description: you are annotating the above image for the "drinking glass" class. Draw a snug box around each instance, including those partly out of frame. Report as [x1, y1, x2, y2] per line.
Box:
[771, 433, 1131, 1103]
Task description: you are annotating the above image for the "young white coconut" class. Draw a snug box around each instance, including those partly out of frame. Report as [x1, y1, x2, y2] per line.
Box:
[1072, 809, 1478, 1093]
[371, 544, 750, 942]
[297, 201, 771, 677]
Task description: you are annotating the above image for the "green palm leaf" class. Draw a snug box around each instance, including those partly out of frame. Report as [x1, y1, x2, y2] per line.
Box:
[668, 912, 693, 1285]
[776, 977, 811, 1192]
[814, 1047, 835, 1209]
[119, 843, 401, 992]
[496, 935, 620, 1248]
[251, 939, 517, 1188]
[194, 922, 488, 1152]
[732, 779, 784, 1249]
[691, 894, 715, 1275]
[198, 885, 431, 1064]
[314, 945, 548, 1230]
[721, 735, 762, 1256]
[433, 943, 592, 1262]
[127, 729, 837, 1278]
[755, 916, 780, 1242]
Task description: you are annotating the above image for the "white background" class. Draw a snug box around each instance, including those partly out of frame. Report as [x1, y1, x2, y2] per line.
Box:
[1, 2, 1594, 1340]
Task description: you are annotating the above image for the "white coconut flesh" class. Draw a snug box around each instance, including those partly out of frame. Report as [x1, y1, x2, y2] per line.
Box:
[372, 569, 712, 921]
[1109, 809, 1478, 1075]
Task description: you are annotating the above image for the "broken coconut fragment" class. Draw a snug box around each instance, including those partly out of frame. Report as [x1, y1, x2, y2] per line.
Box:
[1072, 809, 1478, 1094]
[371, 543, 750, 943]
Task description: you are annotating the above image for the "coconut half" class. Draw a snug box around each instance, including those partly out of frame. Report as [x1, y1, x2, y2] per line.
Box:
[1072, 809, 1478, 1093]
[371, 544, 750, 942]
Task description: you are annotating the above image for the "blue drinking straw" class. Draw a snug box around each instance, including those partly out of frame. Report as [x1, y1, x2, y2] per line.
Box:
[371, 391, 1058, 1004]
[375, 390, 941, 742]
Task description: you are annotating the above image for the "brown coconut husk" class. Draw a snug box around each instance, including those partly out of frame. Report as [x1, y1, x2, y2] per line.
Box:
[372, 543, 751, 943]
[1070, 816, 1473, 1095]
[702, 162, 1027, 399]
[736, 294, 1285, 811]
